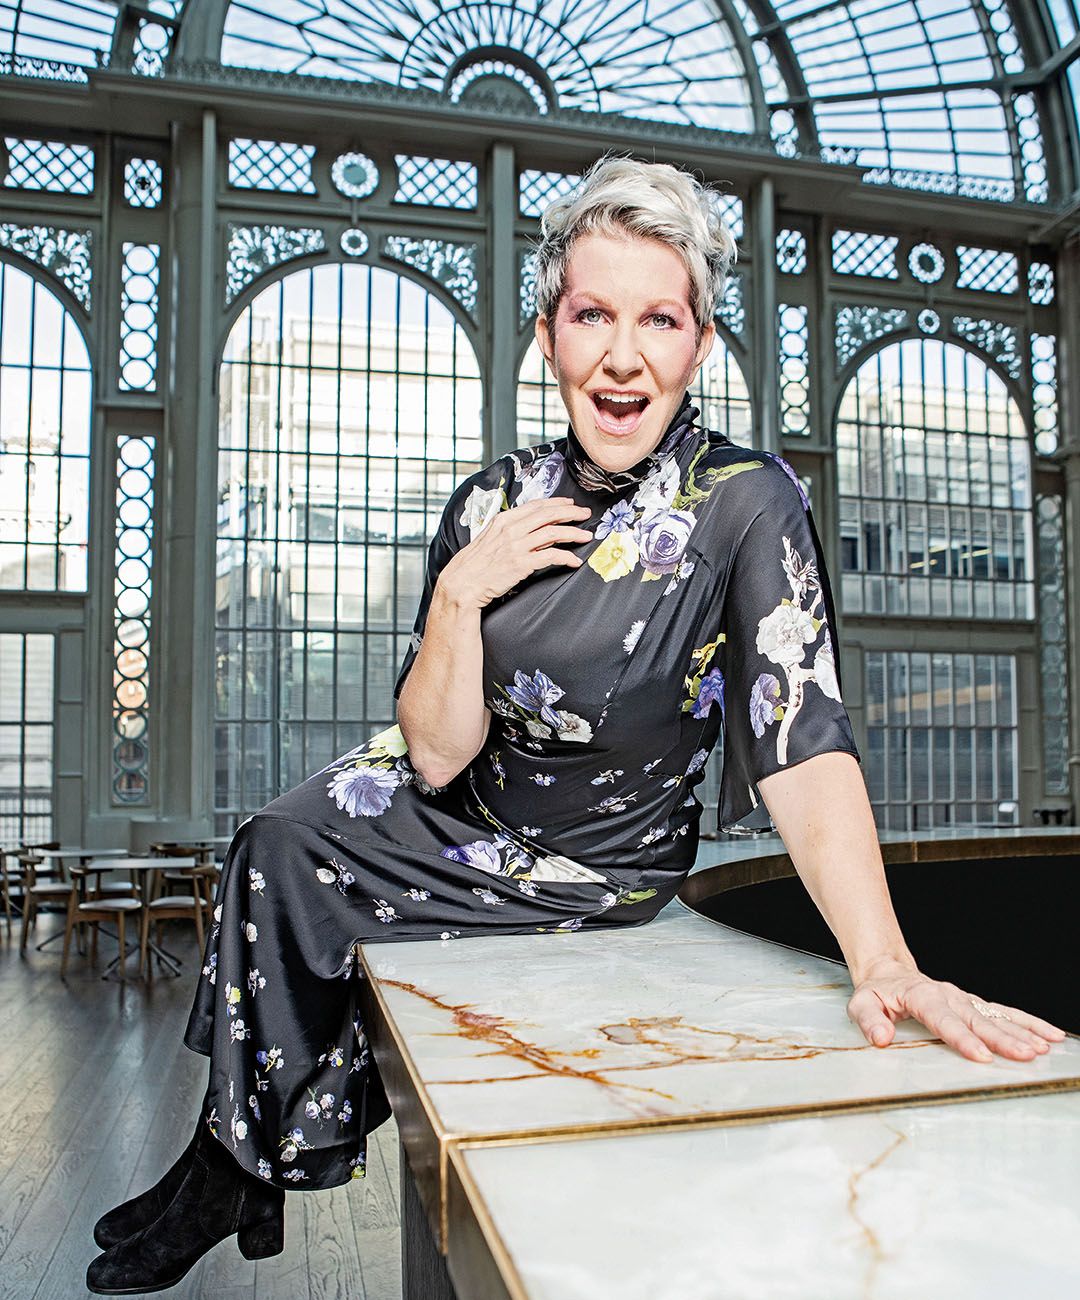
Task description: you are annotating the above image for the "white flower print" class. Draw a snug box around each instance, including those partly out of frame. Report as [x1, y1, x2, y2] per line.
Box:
[459, 482, 506, 539]
[640, 826, 666, 846]
[631, 458, 680, 512]
[531, 854, 607, 884]
[623, 620, 646, 654]
[202, 952, 217, 984]
[525, 719, 553, 739]
[590, 769, 624, 785]
[686, 749, 708, 775]
[521, 826, 542, 837]
[248, 867, 265, 894]
[327, 764, 402, 818]
[440, 930, 461, 940]
[247, 968, 266, 997]
[374, 899, 399, 923]
[472, 886, 505, 906]
[318, 1044, 345, 1068]
[230, 1018, 249, 1043]
[257, 1159, 273, 1180]
[598, 893, 617, 909]
[316, 857, 356, 894]
[530, 772, 556, 786]
[814, 638, 841, 700]
[213, 903, 222, 923]
[518, 879, 539, 896]
[338, 1100, 353, 1125]
[642, 757, 663, 773]
[280, 1127, 313, 1164]
[556, 917, 584, 931]
[244, 922, 258, 943]
[756, 602, 817, 670]
[555, 711, 593, 743]
[587, 793, 638, 814]
[403, 887, 431, 902]
[249, 1094, 262, 1121]
[663, 557, 696, 596]
[224, 982, 242, 1016]
[282, 1169, 309, 1182]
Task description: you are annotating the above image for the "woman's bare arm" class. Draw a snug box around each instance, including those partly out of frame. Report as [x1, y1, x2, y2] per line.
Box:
[397, 496, 593, 788]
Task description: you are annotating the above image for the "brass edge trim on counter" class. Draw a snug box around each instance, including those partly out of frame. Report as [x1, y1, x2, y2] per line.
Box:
[444, 1144, 530, 1300]
[444, 1074, 1080, 1152]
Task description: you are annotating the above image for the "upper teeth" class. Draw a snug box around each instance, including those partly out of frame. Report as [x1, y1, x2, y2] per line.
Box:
[599, 393, 643, 403]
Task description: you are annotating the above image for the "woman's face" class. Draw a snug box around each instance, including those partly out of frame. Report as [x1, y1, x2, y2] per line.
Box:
[536, 231, 715, 472]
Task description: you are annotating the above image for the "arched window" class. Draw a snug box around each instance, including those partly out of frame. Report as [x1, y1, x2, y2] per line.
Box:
[215, 262, 483, 830]
[0, 260, 92, 592]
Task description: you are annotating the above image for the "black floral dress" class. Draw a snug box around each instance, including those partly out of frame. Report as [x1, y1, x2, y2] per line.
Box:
[184, 394, 859, 1189]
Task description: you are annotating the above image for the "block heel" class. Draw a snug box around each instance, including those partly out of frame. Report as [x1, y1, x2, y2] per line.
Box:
[238, 1211, 285, 1260]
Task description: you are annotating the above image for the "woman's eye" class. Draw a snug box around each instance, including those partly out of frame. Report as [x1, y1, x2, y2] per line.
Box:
[650, 313, 676, 328]
[576, 307, 604, 324]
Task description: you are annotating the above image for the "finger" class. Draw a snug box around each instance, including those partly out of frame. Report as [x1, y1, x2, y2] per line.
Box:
[529, 525, 594, 547]
[960, 1004, 1051, 1059]
[930, 1011, 996, 1063]
[846, 990, 893, 1047]
[528, 547, 584, 570]
[987, 1005, 1068, 1042]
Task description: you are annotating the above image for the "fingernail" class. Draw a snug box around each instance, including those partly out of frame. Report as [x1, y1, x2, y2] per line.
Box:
[870, 1027, 887, 1046]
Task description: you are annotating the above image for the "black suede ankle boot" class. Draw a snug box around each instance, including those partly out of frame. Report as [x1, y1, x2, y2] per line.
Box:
[85, 1118, 285, 1295]
[92, 1124, 201, 1249]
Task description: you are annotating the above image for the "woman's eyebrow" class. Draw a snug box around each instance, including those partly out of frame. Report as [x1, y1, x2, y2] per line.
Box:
[564, 291, 686, 314]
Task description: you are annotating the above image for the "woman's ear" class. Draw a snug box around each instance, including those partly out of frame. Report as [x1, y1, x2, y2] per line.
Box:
[693, 319, 716, 371]
[535, 313, 557, 377]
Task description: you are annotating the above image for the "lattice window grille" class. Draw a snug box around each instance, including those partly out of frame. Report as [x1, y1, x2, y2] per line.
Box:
[1032, 334, 1058, 456]
[112, 435, 155, 805]
[119, 243, 160, 393]
[229, 139, 317, 194]
[1013, 93, 1048, 204]
[864, 650, 1019, 831]
[3, 138, 94, 194]
[132, 20, 172, 77]
[1036, 496, 1068, 795]
[382, 236, 478, 318]
[951, 316, 1021, 381]
[519, 170, 579, 218]
[519, 248, 538, 328]
[831, 230, 898, 279]
[770, 109, 798, 158]
[981, 0, 1025, 74]
[1028, 261, 1054, 305]
[0, 633, 55, 843]
[778, 304, 810, 436]
[710, 192, 744, 241]
[394, 156, 478, 209]
[0, 224, 93, 310]
[834, 306, 909, 370]
[123, 157, 163, 208]
[776, 229, 806, 275]
[717, 273, 744, 337]
[957, 246, 1018, 294]
[225, 225, 326, 305]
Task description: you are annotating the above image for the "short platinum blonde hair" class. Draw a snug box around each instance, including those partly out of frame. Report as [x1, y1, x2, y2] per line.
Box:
[533, 155, 737, 333]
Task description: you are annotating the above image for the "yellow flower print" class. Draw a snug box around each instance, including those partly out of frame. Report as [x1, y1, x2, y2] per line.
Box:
[588, 530, 640, 582]
[365, 724, 409, 758]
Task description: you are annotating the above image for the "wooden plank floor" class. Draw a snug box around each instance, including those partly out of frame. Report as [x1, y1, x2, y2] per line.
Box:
[0, 911, 403, 1300]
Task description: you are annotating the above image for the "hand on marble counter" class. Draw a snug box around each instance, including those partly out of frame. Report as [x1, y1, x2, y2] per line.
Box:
[846, 956, 1068, 1063]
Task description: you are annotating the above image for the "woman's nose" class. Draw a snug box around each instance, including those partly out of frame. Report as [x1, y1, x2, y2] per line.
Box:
[604, 325, 643, 377]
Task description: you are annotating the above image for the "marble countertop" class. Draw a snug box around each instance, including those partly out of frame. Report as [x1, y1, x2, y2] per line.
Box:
[451, 1089, 1080, 1300]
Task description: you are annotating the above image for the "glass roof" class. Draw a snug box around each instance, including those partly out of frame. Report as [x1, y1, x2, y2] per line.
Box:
[2, 0, 1077, 204]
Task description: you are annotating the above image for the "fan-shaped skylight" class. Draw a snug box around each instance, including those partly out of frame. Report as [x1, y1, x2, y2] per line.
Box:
[0, 0, 183, 75]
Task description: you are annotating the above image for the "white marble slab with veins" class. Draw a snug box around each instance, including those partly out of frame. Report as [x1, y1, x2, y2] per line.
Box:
[361, 900, 1080, 1138]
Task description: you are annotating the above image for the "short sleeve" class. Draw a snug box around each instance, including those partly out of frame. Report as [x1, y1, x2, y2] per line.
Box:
[392, 459, 509, 702]
[716, 456, 860, 834]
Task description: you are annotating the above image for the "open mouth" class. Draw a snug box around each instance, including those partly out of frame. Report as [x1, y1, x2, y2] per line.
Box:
[590, 391, 651, 434]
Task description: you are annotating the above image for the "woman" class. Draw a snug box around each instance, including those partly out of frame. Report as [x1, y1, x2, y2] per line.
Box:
[87, 156, 1065, 1294]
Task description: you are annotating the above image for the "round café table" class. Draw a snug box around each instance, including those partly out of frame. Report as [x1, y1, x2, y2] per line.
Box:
[83, 856, 198, 980]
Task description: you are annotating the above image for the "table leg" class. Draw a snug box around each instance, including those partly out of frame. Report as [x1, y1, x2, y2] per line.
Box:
[400, 1140, 459, 1300]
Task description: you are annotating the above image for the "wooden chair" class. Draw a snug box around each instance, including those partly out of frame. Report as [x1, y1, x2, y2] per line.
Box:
[140, 867, 206, 978]
[60, 867, 143, 981]
[18, 852, 74, 954]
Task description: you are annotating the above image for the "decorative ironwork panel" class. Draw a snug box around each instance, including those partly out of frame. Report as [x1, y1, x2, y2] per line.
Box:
[0, 260, 92, 592]
[1028, 261, 1054, 305]
[717, 273, 744, 338]
[951, 315, 1020, 380]
[864, 650, 1019, 831]
[770, 108, 798, 157]
[1036, 496, 1068, 795]
[0, 0, 115, 75]
[382, 235, 478, 319]
[123, 157, 162, 208]
[331, 152, 378, 199]
[0, 223, 92, 310]
[132, 18, 172, 77]
[229, 139, 317, 194]
[1013, 93, 1048, 203]
[3, 137, 94, 194]
[119, 243, 160, 393]
[1032, 333, 1058, 456]
[225, 225, 326, 306]
[776, 228, 806, 275]
[956, 246, 1018, 294]
[0, 632, 55, 843]
[394, 156, 477, 209]
[834, 305, 908, 370]
[836, 338, 1033, 622]
[519, 169, 578, 218]
[908, 242, 944, 284]
[340, 228, 368, 257]
[710, 192, 744, 242]
[519, 247, 538, 328]
[215, 262, 483, 829]
[112, 435, 155, 805]
[220, 1, 755, 133]
[778, 304, 809, 436]
[831, 230, 898, 279]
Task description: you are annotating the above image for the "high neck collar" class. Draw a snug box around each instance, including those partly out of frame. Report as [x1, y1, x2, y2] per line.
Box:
[563, 392, 700, 495]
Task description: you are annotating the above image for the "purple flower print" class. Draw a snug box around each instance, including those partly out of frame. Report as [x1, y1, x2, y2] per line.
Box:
[692, 667, 726, 719]
[327, 764, 401, 817]
[636, 509, 696, 576]
[505, 669, 565, 728]
[440, 839, 503, 875]
[594, 499, 635, 540]
[750, 673, 782, 738]
[516, 450, 565, 505]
